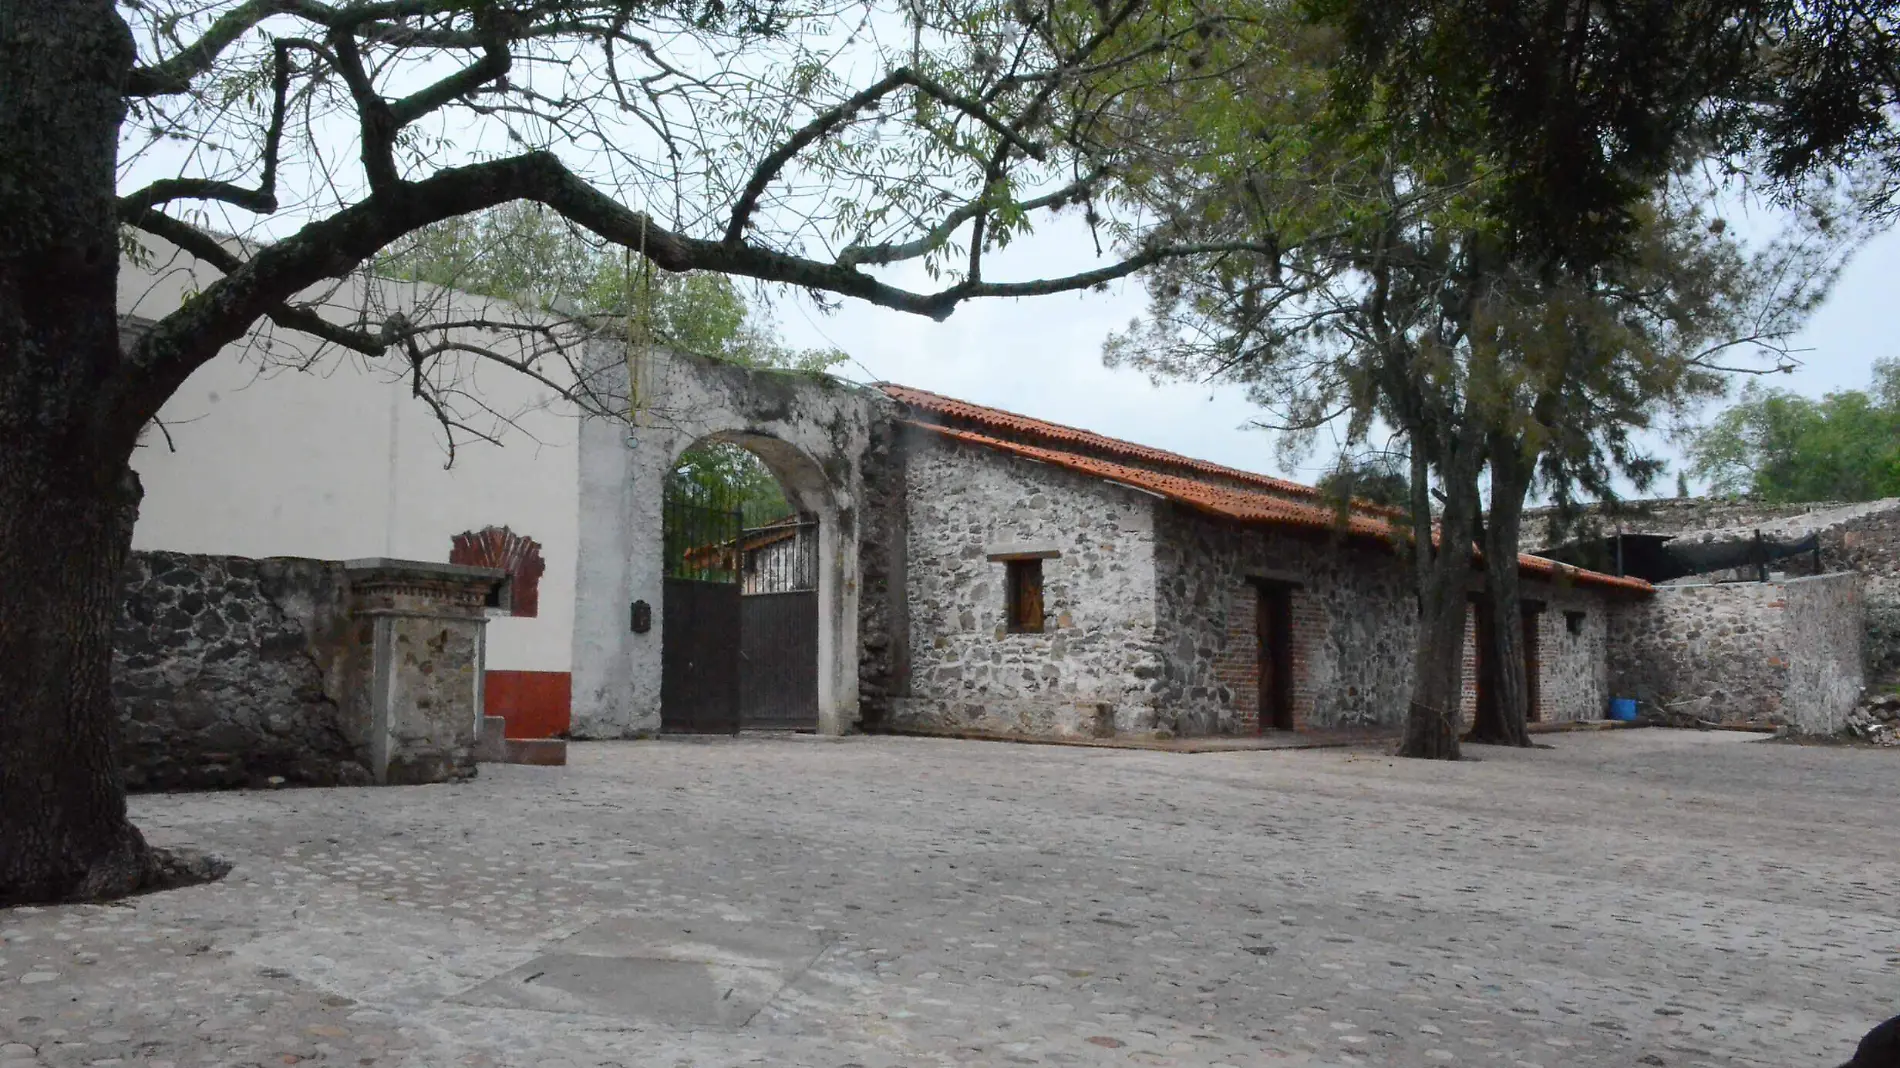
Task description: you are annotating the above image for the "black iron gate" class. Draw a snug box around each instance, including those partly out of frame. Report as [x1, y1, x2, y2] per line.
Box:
[660, 492, 743, 734]
[741, 590, 819, 729]
[660, 481, 820, 733]
[661, 578, 741, 733]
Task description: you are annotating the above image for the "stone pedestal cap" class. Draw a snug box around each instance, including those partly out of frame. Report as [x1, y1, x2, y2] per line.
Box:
[343, 557, 506, 618]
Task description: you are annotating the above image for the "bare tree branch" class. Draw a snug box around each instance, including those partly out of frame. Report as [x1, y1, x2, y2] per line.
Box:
[724, 66, 1048, 244]
[120, 40, 298, 216]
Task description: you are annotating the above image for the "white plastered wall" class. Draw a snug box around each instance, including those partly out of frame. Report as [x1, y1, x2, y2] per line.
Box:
[118, 235, 582, 673]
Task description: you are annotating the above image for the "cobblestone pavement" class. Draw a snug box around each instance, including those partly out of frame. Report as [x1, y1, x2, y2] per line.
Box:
[3, 730, 1895, 1068]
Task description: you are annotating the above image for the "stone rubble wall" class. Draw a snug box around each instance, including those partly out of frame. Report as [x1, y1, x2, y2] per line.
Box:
[115, 551, 370, 790]
[1654, 504, 1899, 686]
[1608, 572, 1863, 732]
[1818, 506, 1900, 684]
[888, 432, 1165, 738]
[1475, 581, 1615, 725]
[1528, 494, 1900, 689]
[1152, 510, 1417, 732]
[854, 415, 912, 730]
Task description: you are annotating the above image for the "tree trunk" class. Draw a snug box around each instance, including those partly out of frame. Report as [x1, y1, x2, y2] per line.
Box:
[1399, 428, 1483, 760]
[0, 0, 222, 904]
[0, 458, 157, 905]
[1468, 437, 1534, 747]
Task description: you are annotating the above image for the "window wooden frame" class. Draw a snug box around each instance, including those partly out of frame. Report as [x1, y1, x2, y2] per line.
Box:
[1000, 556, 1048, 634]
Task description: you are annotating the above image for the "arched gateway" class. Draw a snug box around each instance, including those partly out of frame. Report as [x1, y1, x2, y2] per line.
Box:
[570, 341, 882, 738]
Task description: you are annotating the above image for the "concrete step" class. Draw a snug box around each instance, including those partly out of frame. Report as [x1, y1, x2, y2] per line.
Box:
[503, 738, 568, 766]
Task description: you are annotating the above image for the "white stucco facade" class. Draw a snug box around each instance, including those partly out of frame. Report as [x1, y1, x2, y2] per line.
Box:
[119, 236, 583, 673]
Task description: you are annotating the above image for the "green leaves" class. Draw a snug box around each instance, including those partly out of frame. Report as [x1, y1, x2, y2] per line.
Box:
[372, 202, 840, 371]
[1687, 359, 1900, 503]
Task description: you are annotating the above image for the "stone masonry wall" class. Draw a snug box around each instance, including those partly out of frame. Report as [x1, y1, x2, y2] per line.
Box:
[115, 552, 370, 790]
[1153, 508, 1416, 732]
[1455, 581, 1616, 726]
[1608, 573, 1863, 731]
[889, 433, 1164, 738]
[1528, 584, 1614, 723]
[1818, 506, 1900, 683]
[1782, 573, 1865, 735]
[855, 414, 911, 729]
[1529, 494, 1899, 687]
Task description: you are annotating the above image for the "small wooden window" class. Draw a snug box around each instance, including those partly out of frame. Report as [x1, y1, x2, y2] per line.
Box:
[1565, 610, 1586, 635]
[1005, 558, 1045, 634]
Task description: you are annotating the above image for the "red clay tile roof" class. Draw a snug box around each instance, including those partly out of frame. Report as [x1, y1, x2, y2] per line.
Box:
[878, 383, 1407, 518]
[893, 412, 1651, 595]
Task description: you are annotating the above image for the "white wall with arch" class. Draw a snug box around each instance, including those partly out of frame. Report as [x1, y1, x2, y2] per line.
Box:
[571, 341, 885, 737]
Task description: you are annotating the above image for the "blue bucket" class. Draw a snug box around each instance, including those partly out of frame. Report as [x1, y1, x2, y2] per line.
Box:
[1608, 697, 1638, 722]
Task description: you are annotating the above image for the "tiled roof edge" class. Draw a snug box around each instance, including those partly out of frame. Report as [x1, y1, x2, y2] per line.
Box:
[905, 420, 1651, 594]
[879, 383, 1409, 520]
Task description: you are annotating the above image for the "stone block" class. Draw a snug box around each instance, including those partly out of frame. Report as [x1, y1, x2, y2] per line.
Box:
[475, 716, 509, 763]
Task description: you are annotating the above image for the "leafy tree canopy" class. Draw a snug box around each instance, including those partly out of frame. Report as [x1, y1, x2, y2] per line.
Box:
[374, 203, 847, 372]
[1687, 358, 1900, 503]
[376, 202, 825, 522]
[1316, 453, 1411, 510]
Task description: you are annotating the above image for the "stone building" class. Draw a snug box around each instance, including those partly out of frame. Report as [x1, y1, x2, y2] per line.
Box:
[132, 232, 1872, 770]
[858, 387, 1649, 739]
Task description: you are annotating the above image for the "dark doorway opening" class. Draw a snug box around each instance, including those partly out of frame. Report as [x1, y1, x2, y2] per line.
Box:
[1472, 593, 1498, 730]
[1521, 601, 1543, 723]
[1470, 595, 1544, 728]
[1255, 580, 1296, 731]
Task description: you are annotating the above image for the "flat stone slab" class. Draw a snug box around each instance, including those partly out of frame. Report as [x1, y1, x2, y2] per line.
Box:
[451, 952, 785, 1027]
[555, 915, 829, 969]
[503, 737, 567, 765]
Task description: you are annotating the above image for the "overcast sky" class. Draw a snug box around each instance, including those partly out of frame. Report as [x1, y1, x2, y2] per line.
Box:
[776, 214, 1900, 496]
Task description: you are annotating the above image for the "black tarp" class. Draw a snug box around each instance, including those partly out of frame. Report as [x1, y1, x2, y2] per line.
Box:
[1536, 531, 1821, 583]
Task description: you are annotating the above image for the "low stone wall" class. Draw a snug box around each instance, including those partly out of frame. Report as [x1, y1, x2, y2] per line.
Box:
[1608, 572, 1863, 733]
[115, 551, 501, 790]
[116, 553, 363, 790]
[1819, 505, 1900, 684]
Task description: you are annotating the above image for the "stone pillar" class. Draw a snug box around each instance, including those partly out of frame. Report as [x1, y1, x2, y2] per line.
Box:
[343, 559, 505, 784]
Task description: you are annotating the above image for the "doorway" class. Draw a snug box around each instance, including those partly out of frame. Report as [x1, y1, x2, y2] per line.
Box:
[1520, 600, 1542, 723]
[1255, 580, 1295, 731]
[1470, 595, 1543, 726]
[658, 441, 820, 734]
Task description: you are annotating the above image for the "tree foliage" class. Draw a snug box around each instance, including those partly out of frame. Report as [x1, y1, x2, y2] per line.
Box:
[1316, 453, 1411, 510]
[1105, 0, 1841, 756]
[1688, 358, 1900, 503]
[1746, 0, 1900, 224]
[372, 202, 847, 371]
